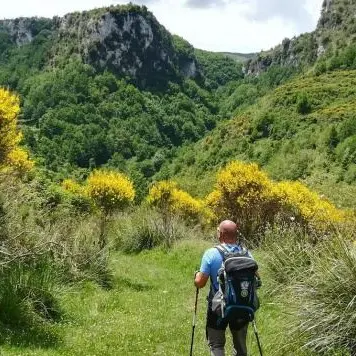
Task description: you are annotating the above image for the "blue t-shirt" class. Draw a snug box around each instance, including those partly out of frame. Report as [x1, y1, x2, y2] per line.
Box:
[200, 244, 252, 293]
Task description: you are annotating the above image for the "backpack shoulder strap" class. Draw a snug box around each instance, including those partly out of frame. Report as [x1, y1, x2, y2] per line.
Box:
[215, 245, 229, 261]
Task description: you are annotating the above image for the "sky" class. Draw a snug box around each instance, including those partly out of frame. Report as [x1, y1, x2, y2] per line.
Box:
[1, 0, 324, 53]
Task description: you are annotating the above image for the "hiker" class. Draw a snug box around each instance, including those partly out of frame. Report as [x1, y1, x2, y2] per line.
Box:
[194, 220, 260, 356]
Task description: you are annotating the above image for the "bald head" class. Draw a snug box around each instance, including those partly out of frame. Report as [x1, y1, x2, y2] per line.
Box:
[218, 220, 239, 243]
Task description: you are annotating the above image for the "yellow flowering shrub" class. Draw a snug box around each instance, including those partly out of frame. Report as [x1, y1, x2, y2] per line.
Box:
[87, 170, 135, 214]
[147, 180, 204, 222]
[6, 148, 34, 173]
[0, 88, 21, 163]
[204, 160, 346, 238]
[275, 181, 345, 228]
[0, 88, 34, 174]
[171, 189, 203, 220]
[206, 161, 282, 236]
[147, 180, 177, 212]
[62, 179, 87, 196]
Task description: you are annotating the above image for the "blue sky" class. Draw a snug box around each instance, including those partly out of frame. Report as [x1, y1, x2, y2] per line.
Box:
[1, 0, 324, 53]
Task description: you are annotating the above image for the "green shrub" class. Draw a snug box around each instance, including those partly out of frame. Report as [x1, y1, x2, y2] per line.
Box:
[290, 234, 356, 354]
[0, 256, 62, 326]
[114, 206, 199, 252]
[296, 92, 312, 114]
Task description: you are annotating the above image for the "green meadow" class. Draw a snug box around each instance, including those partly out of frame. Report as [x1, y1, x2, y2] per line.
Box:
[0, 240, 297, 356]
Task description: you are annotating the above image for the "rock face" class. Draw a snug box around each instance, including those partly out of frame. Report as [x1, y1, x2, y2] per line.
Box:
[245, 32, 318, 76]
[1, 19, 35, 46]
[3, 19, 33, 46]
[0, 5, 199, 87]
[245, 0, 356, 76]
[55, 7, 182, 86]
[318, 0, 339, 29]
[0, 17, 54, 46]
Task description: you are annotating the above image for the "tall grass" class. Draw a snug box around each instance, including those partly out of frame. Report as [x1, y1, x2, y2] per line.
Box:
[0, 173, 111, 341]
[113, 206, 207, 253]
[292, 234, 356, 355]
[263, 223, 356, 355]
[261, 225, 313, 289]
[0, 256, 62, 326]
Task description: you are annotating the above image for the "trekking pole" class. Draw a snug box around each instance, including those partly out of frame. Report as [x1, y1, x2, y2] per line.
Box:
[252, 320, 263, 356]
[189, 287, 199, 356]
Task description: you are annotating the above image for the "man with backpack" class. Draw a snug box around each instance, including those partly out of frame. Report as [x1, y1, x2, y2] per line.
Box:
[194, 220, 260, 356]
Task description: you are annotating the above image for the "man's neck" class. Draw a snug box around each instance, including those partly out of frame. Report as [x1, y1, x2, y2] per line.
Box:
[222, 240, 237, 245]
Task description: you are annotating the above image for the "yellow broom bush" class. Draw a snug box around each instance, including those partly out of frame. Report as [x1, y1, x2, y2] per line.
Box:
[0, 88, 34, 174]
[206, 161, 282, 237]
[147, 180, 177, 212]
[86, 170, 135, 214]
[0, 88, 21, 163]
[204, 160, 346, 239]
[6, 148, 34, 173]
[275, 181, 345, 229]
[62, 178, 87, 197]
[171, 189, 203, 220]
[147, 180, 205, 222]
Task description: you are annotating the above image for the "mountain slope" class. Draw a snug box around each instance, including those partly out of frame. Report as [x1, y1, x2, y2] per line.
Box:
[0, 4, 246, 199]
[1, 1, 356, 207]
[0, 5, 195, 88]
[245, 0, 356, 75]
[0, 5, 244, 90]
[165, 70, 356, 207]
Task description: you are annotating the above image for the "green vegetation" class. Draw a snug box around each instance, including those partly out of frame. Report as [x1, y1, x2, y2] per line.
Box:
[262, 225, 356, 355]
[0, 1, 356, 354]
[167, 70, 356, 206]
[0, 230, 354, 356]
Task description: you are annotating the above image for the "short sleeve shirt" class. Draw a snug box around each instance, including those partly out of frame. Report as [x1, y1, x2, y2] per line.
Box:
[200, 244, 253, 293]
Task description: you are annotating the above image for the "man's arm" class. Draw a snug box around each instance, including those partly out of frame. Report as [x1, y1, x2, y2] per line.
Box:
[194, 272, 209, 289]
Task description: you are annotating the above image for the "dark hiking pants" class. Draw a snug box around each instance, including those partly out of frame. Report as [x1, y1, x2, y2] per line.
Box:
[206, 307, 248, 356]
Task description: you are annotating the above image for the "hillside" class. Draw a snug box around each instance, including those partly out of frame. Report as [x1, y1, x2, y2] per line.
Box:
[0, 6, 195, 87]
[220, 52, 256, 62]
[1, 2, 356, 354]
[245, 0, 356, 75]
[165, 69, 356, 207]
[0, 0, 355, 207]
[0, 4, 244, 197]
[0, 5, 244, 89]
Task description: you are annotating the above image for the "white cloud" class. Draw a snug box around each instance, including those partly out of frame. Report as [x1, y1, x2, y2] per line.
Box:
[1, 0, 324, 52]
[185, 0, 225, 8]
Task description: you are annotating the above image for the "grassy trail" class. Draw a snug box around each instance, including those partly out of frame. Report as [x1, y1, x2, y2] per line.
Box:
[1, 240, 299, 355]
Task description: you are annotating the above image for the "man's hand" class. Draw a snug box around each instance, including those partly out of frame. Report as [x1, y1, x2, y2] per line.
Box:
[194, 271, 209, 289]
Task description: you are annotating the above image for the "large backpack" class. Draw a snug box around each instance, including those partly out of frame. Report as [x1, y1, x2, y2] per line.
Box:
[212, 245, 259, 325]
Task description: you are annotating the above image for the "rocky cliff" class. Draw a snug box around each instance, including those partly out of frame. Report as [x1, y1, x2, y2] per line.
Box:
[0, 17, 53, 46]
[0, 4, 199, 88]
[245, 0, 356, 75]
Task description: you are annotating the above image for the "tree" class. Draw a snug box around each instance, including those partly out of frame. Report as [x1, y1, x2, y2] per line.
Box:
[296, 92, 312, 114]
[86, 170, 135, 248]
